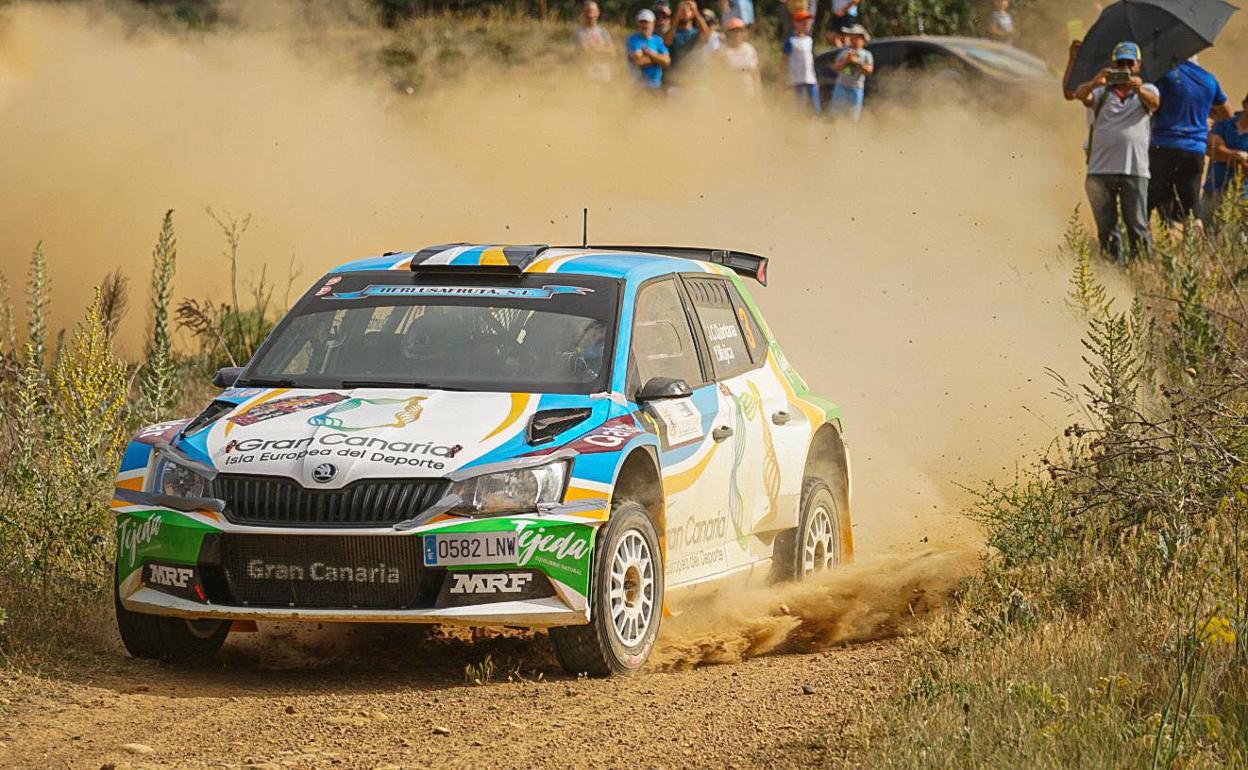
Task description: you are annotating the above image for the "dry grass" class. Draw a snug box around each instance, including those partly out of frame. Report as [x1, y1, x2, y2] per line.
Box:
[816, 201, 1248, 769]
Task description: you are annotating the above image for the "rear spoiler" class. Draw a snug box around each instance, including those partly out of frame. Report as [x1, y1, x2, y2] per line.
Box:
[594, 246, 770, 286]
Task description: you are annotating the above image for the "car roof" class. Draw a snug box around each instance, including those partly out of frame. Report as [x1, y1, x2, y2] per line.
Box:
[330, 245, 743, 285]
[869, 35, 1007, 47]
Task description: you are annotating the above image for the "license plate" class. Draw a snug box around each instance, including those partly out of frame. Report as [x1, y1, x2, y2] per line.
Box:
[423, 532, 518, 567]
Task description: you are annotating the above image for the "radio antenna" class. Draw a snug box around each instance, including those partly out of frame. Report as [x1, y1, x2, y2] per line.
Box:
[581, 208, 589, 248]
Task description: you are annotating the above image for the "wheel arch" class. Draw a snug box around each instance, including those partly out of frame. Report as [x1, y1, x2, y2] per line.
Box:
[802, 423, 853, 561]
[611, 446, 665, 545]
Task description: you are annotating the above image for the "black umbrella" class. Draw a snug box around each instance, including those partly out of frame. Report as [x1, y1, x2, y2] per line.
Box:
[1065, 0, 1238, 92]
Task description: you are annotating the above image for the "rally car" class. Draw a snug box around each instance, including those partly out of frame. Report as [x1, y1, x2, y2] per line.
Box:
[112, 243, 852, 676]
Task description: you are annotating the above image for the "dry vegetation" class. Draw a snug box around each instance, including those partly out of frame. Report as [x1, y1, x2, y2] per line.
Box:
[0, 211, 290, 663]
[814, 197, 1248, 769]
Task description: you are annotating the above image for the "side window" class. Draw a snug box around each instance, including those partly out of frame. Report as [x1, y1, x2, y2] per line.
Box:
[726, 284, 768, 365]
[629, 279, 705, 392]
[682, 277, 755, 380]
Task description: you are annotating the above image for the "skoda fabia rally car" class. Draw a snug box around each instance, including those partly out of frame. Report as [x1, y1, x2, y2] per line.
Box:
[112, 243, 852, 675]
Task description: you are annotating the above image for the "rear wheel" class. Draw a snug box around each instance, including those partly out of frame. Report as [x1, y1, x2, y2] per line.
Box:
[772, 478, 846, 581]
[550, 501, 663, 677]
[115, 578, 230, 663]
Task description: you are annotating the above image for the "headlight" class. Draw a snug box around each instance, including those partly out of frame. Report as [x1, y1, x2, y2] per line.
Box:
[147, 456, 212, 499]
[446, 461, 568, 517]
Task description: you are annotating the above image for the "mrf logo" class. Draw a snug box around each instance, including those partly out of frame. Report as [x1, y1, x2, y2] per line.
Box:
[448, 572, 534, 595]
[146, 562, 194, 588]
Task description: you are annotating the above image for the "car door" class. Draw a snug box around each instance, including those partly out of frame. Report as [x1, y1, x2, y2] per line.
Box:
[680, 275, 809, 574]
[627, 278, 731, 586]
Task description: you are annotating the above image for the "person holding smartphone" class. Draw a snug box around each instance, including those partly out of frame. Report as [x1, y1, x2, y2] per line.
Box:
[1072, 42, 1161, 262]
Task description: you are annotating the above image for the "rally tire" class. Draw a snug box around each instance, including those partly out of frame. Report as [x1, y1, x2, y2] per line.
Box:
[114, 581, 230, 664]
[550, 501, 663, 677]
[772, 478, 845, 582]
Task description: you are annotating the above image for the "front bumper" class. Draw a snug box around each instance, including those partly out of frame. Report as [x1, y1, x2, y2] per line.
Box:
[113, 501, 602, 629]
[119, 586, 585, 628]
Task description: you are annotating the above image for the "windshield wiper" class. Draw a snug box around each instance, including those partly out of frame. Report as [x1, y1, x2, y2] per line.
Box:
[339, 380, 469, 391]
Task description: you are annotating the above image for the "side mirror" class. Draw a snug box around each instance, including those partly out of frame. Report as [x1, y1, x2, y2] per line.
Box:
[212, 366, 244, 389]
[635, 376, 693, 403]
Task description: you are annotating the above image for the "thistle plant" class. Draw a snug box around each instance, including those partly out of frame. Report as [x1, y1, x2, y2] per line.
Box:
[25, 242, 48, 370]
[140, 210, 179, 422]
[1064, 209, 1107, 319]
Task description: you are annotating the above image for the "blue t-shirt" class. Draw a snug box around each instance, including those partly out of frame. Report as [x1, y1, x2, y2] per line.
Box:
[627, 32, 669, 89]
[1152, 60, 1229, 154]
[669, 27, 701, 67]
[1205, 114, 1248, 197]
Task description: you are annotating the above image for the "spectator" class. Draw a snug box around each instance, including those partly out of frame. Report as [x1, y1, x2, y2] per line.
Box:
[1072, 42, 1161, 262]
[987, 0, 1016, 46]
[702, 8, 722, 51]
[831, 0, 861, 32]
[717, 17, 761, 97]
[1203, 91, 1248, 219]
[1148, 56, 1233, 227]
[664, 0, 711, 68]
[784, 10, 819, 113]
[627, 9, 671, 91]
[826, 25, 848, 55]
[573, 1, 616, 82]
[829, 24, 873, 121]
[719, 0, 754, 27]
[655, 1, 674, 37]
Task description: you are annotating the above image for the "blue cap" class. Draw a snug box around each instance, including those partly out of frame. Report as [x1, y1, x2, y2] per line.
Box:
[1112, 41, 1141, 62]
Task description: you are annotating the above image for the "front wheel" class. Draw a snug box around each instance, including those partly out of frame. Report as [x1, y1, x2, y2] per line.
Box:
[115, 580, 230, 663]
[550, 501, 663, 677]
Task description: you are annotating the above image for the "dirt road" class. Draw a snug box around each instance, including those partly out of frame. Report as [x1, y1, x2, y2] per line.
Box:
[0, 624, 900, 770]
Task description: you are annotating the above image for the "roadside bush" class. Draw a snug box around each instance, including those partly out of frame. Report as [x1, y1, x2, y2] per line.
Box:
[836, 200, 1248, 769]
[0, 277, 129, 652]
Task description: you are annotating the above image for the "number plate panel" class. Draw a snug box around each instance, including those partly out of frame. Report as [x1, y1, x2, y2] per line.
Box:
[422, 532, 518, 567]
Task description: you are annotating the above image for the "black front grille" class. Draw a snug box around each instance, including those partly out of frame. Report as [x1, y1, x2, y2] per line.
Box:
[209, 534, 438, 609]
[216, 474, 447, 528]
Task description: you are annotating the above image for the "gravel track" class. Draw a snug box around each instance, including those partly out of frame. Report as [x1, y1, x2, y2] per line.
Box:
[0, 626, 900, 770]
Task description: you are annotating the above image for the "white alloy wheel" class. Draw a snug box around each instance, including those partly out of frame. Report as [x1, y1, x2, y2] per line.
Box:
[608, 530, 656, 646]
[802, 502, 839, 575]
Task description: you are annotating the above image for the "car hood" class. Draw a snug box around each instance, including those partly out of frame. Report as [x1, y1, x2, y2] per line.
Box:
[177, 387, 599, 489]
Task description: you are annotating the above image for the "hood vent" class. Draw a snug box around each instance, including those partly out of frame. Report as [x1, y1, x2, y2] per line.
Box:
[527, 408, 591, 446]
[182, 400, 235, 437]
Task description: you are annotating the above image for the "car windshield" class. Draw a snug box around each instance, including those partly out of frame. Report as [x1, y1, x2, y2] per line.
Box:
[947, 42, 1049, 79]
[241, 273, 619, 394]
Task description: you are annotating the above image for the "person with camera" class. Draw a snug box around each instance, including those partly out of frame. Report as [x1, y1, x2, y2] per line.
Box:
[1072, 42, 1161, 262]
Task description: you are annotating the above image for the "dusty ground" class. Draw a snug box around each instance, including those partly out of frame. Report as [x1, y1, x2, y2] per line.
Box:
[0, 623, 900, 770]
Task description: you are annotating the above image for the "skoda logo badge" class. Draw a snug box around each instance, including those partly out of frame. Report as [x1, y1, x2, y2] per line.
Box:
[311, 463, 338, 484]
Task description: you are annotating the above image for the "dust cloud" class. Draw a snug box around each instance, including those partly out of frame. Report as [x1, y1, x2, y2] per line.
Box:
[652, 550, 976, 670]
[2, 0, 1123, 560]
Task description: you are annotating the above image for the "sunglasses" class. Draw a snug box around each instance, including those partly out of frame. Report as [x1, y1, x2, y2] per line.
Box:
[1115, 59, 1136, 68]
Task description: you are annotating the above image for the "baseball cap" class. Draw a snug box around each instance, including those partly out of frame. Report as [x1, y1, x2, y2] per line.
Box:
[726, 17, 747, 30]
[1112, 41, 1141, 62]
[636, 8, 656, 22]
[702, 8, 718, 22]
[792, 10, 813, 21]
[655, 0, 672, 14]
[843, 24, 871, 40]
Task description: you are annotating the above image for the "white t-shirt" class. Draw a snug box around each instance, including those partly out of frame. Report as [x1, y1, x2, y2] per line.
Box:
[1085, 84, 1160, 177]
[720, 42, 760, 95]
[785, 34, 815, 85]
